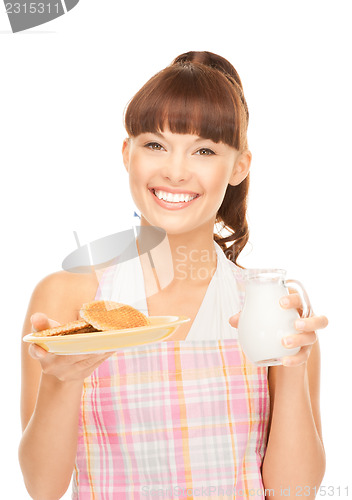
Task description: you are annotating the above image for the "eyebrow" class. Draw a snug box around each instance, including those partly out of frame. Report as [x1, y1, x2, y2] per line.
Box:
[145, 131, 214, 144]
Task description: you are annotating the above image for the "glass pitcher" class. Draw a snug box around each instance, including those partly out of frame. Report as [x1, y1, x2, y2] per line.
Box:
[237, 269, 312, 366]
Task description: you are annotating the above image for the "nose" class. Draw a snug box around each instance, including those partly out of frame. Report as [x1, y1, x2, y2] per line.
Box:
[161, 152, 191, 184]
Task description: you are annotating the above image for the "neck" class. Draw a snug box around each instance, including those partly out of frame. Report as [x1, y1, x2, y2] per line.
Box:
[135, 218, 218, 294]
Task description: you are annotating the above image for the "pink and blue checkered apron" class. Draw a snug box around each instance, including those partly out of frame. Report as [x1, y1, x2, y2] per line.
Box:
[72, 240, 270, 499]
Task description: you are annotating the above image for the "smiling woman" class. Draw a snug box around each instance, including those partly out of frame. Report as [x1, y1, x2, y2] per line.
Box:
[18, 50, 328, 500]
[121, 129, 251, 242]
[123, 51, 251, 265]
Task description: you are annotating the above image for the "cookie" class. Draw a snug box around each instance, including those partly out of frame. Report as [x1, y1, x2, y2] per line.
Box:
[33, 319, 99, 337]
[80, 300, 150, 331]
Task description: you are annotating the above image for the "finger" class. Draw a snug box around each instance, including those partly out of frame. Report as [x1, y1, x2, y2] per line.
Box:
[30, 312, 60, 332]
[59, 352, 113, 380]
[294, 315, 329, 333]
[82, 352, 114, 371]
[29, 346, 103, 366]
[28, 343, 50, 360]
[47, 351, 112, 366]
[282, 331, 317, 349]
[279, 293, 302, 310]
[75, 351, 114, 370]
[58, 352, 115, 381]
[229, 312, 241, 328]
[282, 345, 311, 367]
[49, 351, 115, 370]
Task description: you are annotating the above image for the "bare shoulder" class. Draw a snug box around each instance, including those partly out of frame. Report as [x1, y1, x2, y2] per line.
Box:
[27, 270, 99, 324]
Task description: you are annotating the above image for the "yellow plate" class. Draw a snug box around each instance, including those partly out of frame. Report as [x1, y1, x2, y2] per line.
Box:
[23, 316, 190, 355]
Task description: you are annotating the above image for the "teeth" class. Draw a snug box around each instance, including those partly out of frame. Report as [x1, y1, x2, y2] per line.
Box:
[153, 190, 197, 203]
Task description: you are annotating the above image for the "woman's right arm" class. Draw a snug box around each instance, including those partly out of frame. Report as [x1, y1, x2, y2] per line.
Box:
[18, 271, 112, 500]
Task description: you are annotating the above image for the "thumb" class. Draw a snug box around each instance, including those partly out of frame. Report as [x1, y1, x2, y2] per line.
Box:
[228, 311, 241, 329]
[30, 312, 60, 333]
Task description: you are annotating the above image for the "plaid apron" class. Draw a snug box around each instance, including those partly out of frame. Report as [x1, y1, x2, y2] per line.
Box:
[72, 241, 270, 499]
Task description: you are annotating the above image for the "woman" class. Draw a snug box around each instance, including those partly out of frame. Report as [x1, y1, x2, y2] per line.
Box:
[19, 51, 328, 499]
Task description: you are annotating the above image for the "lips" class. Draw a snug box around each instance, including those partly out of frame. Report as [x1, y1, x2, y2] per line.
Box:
[149, 188, 201, 210]
[151, 188, 199, 203]
[150, 186, 200, 196]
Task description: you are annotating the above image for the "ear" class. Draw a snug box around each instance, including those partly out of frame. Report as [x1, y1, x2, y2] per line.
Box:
[122, 138, 131, 172]
[228, 150, 252, 186]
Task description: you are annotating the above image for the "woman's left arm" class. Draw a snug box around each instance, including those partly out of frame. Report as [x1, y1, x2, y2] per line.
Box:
[261, 293, 329, 498]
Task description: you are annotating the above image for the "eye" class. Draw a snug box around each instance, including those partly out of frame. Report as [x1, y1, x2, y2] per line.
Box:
[196, 148, 215, 156]
[145, 142, 165, 151]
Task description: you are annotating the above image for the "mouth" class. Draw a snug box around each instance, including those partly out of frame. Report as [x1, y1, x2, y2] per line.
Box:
[149, 188, 201, 210]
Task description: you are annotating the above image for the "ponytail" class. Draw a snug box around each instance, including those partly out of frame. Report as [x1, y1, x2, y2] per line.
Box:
[171, 51, 250, 267]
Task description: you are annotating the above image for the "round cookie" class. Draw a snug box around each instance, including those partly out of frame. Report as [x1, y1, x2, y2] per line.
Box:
[33, 319, 97, 337]
[80, 300, 150, 331]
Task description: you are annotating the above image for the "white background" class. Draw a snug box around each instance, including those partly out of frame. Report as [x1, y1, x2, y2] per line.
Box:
[1, 0, 351, 498]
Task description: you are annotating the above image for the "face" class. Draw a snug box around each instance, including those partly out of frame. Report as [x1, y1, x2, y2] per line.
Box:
[122, 128, 251, 236]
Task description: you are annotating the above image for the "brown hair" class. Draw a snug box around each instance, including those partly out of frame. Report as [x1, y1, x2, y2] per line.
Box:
[124, 51, 250, 267]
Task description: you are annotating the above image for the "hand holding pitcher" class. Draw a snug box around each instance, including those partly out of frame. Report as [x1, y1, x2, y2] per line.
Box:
[230, 269, 328, 367]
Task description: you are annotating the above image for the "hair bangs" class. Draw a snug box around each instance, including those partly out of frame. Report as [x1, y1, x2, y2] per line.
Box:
[124, 64, 245, 149]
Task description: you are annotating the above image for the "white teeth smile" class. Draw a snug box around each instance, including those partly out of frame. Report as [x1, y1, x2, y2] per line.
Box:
[152, 189, 198, 203]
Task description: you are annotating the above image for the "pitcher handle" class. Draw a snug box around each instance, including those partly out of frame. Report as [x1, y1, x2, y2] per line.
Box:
[284, 279, 313, 318]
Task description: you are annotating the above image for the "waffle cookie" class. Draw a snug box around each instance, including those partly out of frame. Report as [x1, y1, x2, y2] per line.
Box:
[80, 300, 150, 331]
[33, 319, 99, 337]
[32, 301, 150, 337]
